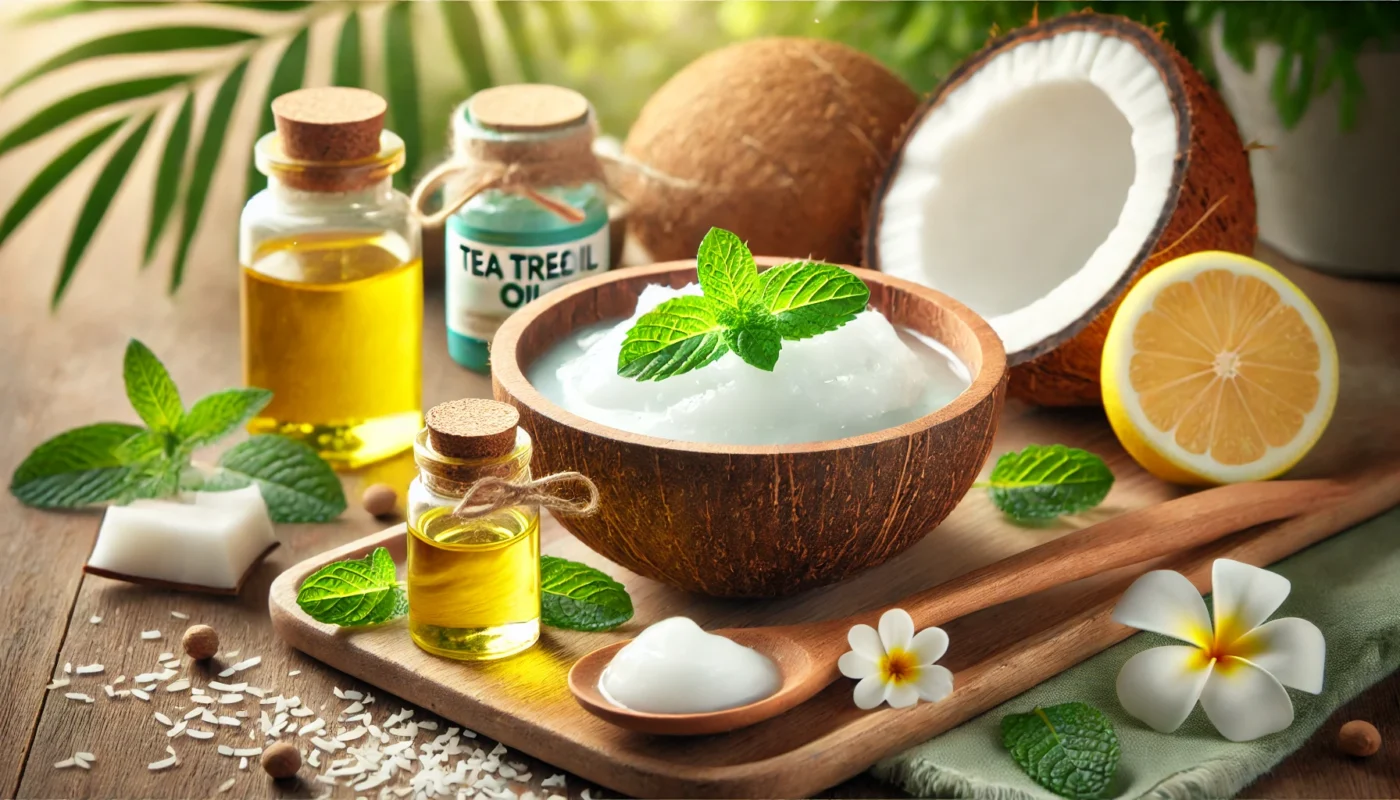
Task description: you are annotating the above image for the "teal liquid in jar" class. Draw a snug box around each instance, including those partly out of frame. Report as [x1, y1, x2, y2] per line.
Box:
[441, 86, 610, 373]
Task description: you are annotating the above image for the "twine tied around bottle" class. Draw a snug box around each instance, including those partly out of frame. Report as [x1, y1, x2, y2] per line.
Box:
[450, 471, 600, 520]
[410, 122, 616, 228]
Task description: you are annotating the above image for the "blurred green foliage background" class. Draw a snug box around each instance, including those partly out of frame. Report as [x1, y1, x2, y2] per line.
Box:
[1, 0, 1395, 304]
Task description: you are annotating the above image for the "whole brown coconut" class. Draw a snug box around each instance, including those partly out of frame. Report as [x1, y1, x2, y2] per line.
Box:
[866, 13, 1257, 406]
[622, 38, 919, 266]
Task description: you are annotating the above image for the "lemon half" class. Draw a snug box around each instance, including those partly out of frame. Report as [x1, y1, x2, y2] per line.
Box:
[1102, 251, 1338, 485]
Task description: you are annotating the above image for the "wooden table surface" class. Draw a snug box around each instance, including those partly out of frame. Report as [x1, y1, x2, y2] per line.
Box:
[2, 12, 1399, 798]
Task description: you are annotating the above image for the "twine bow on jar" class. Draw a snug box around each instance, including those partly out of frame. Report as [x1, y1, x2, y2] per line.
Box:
[410, 121, 616, 227]
[451, 471, 600, 520]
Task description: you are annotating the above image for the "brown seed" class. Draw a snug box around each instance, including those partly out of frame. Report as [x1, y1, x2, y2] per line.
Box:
[261, 741, 301, 779]
[1338, 720, 1381, 757]
[181, 625, 219, 661]
[362, 483, 398, 518]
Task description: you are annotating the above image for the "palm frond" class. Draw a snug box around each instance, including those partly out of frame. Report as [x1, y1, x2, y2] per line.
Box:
[56, 115, 154, 305]
[441, 1, 491, 94]
[171, 61, 248, 292]
[333, 9, 364, 88]
[0, 120, 122, 250]
[383, 3, 421, 188]
[0, 74, 187, 158]
[3, 27, 257, 97]
[245, 27, 310, 200]
[144, 91, 194, 265]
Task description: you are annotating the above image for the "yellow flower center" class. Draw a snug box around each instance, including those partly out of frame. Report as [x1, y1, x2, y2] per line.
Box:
[1188, 615, 1262, 674]
[880, 648, 920, 685]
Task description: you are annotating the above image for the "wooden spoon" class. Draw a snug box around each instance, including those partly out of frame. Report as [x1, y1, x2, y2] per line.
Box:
[569, 478, 1346, 735]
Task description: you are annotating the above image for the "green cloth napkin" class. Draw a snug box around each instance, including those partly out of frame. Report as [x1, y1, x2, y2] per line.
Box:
[872, 508, 1400, 800]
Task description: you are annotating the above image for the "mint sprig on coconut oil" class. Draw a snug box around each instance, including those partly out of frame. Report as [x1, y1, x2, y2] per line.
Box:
[617, 227, 870, 380]
[10, 339, 347, 594]
[10, 339, 346, 522]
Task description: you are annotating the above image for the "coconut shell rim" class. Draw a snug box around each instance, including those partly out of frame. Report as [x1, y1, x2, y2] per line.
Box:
[490, 258, 1007, 458]
[863, 12, 1193, 367]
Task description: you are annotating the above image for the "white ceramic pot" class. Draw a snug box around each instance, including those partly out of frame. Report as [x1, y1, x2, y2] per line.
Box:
[1211, 26, 1400, 278]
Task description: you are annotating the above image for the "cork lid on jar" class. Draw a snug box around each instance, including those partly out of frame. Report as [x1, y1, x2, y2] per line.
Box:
[426, 399, 520, 460]
[272, 87, 387, 162]
[467, 84, 590, 133]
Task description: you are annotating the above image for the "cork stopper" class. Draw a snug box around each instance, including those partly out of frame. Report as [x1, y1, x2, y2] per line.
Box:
[426, 399, 520, 460]
[272, 87, 387, 162]
[467, 84, 590, 133]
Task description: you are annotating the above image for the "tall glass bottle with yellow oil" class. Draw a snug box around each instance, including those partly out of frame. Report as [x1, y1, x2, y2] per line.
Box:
[239, 88, 422, 468]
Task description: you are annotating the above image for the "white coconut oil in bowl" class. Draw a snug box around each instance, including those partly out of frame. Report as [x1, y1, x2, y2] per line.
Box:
[490, 259, 1007, 597]
[528, 282, 971, 446]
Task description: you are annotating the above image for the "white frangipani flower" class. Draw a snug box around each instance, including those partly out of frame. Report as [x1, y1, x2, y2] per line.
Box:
[1112, 559, 1325, 742]
[838, 608, 953, 710]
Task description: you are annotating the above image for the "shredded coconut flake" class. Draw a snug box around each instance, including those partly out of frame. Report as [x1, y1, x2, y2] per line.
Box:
[64, 692, 94, 704]
[75, 663, 104, 674]
[171, 611, 189, 619]
[217, 778, 236, 793]
[140, 630, 162, 640]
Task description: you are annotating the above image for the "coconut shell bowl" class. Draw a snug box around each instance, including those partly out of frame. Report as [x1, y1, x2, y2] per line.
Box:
[491, 260, 1007, 598]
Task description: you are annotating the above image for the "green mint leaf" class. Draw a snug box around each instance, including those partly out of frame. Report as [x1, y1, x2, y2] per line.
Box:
[618, 295, 729, 381]
[986, 444, 1114, 522]
[204, 434, 346, 523]
[1001, 702, 1121, 800]
[296, 546, 405, 627]
[111, 428, 169, 464]
[9, 422, 145, 508]
[122, 339, 183, 432]
[118, 453, 182, 503]
[695, 227, 760, 311]
[540, 555, 634, 631]
[760, 261, 870, 340]
[723, 323, 782, 373]
[177, 387, 272, 449]
[718, 299, 781, 371]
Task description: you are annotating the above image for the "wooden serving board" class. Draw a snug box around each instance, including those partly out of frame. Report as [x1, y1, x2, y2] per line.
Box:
[269, 255, 1400, 799]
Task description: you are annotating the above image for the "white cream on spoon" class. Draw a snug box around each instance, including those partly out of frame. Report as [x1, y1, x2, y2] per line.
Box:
[598, 617, 781, 714]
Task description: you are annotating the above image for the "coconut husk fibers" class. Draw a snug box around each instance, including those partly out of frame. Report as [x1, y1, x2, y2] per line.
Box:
[867, 13, 1257, 407]
[622, 38, 918, 266]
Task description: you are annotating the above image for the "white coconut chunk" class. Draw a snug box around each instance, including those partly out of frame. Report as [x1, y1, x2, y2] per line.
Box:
[87, 486, 276, 590]
[874, 29, 1179, 360]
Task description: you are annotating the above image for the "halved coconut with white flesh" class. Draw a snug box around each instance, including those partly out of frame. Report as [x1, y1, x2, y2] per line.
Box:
[866, 13, 1257, 406]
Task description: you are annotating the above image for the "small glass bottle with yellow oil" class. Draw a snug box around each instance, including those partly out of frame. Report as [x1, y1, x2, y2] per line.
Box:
[406, 399, 540, 660]
[240, 87, 422, 469]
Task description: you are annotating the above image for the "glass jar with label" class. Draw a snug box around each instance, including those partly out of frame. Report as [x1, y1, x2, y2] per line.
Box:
[414, 85, 610, 374]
